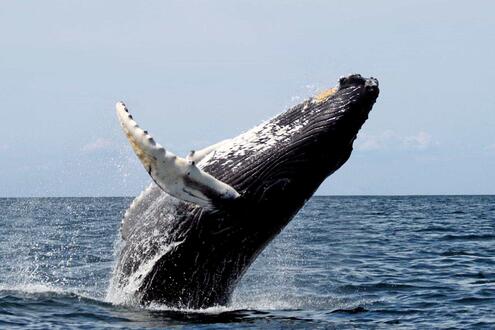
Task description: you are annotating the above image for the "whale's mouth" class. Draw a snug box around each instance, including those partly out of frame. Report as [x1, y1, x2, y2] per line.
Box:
[336, 74, 379, 109]
[322, 74, 379, 149]
[338, 73, 378, 91]
[305, 74, 379, 142]
[312, 74, 378, 106]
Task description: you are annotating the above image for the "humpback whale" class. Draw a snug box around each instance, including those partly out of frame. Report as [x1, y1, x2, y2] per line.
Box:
[109, 74, 379, 309]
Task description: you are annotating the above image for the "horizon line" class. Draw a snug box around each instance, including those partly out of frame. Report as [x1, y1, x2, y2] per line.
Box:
[1, 194, 494, 199]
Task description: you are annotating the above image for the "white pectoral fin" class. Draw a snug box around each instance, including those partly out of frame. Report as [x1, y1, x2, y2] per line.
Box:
[115, 102, 240, 208]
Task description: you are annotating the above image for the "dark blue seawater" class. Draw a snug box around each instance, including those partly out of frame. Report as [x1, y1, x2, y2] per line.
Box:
[0, 196, 494, 329]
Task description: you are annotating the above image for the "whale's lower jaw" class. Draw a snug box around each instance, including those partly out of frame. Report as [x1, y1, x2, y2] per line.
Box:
[110, 74, 379, 309]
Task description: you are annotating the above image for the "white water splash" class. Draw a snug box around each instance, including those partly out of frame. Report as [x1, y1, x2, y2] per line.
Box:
[106, 240, 183, 306]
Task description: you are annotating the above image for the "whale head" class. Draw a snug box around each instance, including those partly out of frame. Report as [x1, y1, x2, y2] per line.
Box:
[205, 74, 379, 219]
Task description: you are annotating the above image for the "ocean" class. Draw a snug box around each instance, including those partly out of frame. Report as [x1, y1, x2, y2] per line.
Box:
[0, 196, 494, 329]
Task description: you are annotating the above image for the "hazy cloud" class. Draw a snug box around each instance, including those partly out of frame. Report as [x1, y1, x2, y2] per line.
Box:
[356, 130, 435, 151]
[402, 131, 433, 150]
[82, 138, 114, 152]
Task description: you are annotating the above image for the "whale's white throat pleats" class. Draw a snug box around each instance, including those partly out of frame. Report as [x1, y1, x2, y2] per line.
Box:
[115, 102, 240, 208]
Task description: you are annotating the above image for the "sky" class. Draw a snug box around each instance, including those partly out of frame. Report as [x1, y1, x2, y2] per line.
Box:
[0, 1, 494, 197]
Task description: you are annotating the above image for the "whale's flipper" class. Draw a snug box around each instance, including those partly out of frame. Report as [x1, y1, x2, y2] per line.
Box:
[115, 102, 240, 208]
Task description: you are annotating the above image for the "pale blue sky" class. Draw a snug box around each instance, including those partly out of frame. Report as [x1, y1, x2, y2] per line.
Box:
[1, 1, 494, 197]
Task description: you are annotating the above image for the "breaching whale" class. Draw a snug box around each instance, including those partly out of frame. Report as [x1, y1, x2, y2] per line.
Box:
[109, 74, 379, 309]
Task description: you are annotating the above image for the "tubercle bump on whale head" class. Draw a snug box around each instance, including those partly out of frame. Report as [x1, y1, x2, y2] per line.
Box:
[337, 73, 379, 98]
